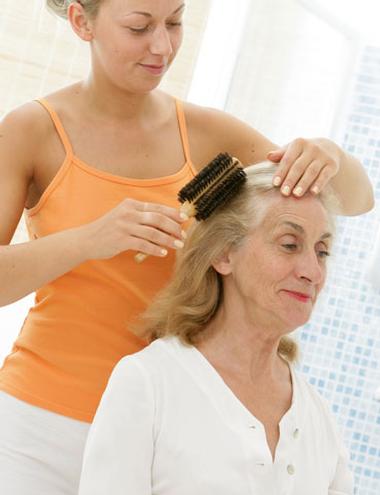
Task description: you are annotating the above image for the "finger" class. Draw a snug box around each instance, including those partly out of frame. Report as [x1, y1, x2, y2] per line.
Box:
[280, 154, 313, 194]
[128, 237, 170, 258]
[309, 165, 335, 195]
[131, 199, 187, 222]
[290, 160, 325, 197]
[267, 148, 286, 163]
[276, 151, 318, 195]
[139, 212, 185, 239]
[272, 141, 303, 188]
[134, 225, 185, 250]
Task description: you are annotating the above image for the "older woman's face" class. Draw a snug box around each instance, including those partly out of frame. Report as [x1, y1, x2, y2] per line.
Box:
[222, 194, 333, 332]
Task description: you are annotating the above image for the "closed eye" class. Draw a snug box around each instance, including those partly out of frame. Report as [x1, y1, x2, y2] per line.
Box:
[128, 20, 182, 34]
[317, 249, 330, 259]
[282, 243, 297, 251]
[128, 25, 150, 33]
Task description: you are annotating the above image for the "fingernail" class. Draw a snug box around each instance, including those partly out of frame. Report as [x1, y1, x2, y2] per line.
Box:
[180, 212, 189, 221]
[312, 185, 319, 194]
[174, 240, 184, 249]
[160, 249, 168, 257]
[273, 176, 281, 187]
[181, 230, 187, 239]
[294, 186, 303, 197]
[282, 185, 291, 196]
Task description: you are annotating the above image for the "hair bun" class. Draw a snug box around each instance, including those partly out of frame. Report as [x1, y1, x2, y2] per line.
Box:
[46, 0, 69, 19]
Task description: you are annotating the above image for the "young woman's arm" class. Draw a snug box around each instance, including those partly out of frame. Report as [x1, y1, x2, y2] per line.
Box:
[186, 104, 374, 215]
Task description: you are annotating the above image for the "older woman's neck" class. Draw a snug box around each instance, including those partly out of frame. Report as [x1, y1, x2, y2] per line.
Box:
[196, 306, 287, 382]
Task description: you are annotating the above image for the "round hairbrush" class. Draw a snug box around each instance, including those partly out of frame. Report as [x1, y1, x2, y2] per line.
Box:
[135, 153, 247, 263]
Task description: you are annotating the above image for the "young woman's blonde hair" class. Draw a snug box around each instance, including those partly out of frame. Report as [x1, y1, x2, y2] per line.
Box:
[46, 0, 102, 19]
[141, 161, 336, 363]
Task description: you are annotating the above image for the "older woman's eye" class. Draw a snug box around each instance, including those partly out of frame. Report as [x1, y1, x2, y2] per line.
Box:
[282, 243, 297, 251]
[318, 249, 330, 259]
[316, 242, 330, 259]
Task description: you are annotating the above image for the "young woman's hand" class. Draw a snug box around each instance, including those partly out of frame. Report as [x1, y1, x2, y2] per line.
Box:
[267, 138, 341, 197]
[81, 198, 187, 260]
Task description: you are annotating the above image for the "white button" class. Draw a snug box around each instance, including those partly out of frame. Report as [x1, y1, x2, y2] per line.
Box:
[293, 428, 299, 439]
[249, 425, 256, 429]
[287, 464, 295, 475]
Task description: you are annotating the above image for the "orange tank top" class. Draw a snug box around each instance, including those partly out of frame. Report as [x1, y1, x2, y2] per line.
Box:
[0, 99, 196, 422]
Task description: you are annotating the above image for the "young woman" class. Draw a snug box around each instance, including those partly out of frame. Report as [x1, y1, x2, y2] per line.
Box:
[0, 1, 373, 493]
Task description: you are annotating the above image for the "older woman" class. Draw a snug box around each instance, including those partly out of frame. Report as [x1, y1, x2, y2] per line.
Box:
[78, 162, 353, 495]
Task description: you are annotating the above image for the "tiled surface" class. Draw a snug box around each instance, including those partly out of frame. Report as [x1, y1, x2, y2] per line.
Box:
[298, 45, 380, 495]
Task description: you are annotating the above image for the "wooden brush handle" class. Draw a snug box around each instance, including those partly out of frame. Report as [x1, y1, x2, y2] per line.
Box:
[134, 252, 149, 263]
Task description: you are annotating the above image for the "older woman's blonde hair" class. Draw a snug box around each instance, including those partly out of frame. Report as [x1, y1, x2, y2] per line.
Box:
[141, 161, 336, 363]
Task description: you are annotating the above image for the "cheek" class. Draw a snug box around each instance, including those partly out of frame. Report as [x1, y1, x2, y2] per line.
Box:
[171, 30, 183, 53]
[318, 267, 327, 291]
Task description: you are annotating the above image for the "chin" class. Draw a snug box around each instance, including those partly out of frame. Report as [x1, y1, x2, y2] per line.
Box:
[282, 311, 313, 331]
[134, 79, 163, 94]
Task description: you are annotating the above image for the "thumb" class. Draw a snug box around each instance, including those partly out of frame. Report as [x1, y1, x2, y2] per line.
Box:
[267, 148, 286, 163]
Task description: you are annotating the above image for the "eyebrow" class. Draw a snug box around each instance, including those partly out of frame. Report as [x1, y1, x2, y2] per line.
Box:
[126, 3, 185, 18]
[280, 221, 332, 241]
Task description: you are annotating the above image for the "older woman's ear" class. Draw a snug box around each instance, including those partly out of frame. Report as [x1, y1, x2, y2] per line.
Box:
[211, 250, 234, 276]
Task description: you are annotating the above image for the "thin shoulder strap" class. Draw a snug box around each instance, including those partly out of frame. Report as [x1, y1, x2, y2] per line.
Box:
[36, 99, 73, 156]
[175, 99, 192, 164]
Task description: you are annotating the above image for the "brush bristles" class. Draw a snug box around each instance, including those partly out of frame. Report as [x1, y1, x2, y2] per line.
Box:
[194, 168, 247, 220]
[177, 152, 247, 221]
[178, 153, 235, 203]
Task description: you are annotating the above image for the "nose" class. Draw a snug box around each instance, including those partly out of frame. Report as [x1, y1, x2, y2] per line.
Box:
[150, 25, 173, 57]
[297, 251, 325, 286]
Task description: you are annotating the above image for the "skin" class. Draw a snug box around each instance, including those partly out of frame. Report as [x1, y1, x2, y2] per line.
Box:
[197, 193, 332, 460]
[0, 0, 373, 307]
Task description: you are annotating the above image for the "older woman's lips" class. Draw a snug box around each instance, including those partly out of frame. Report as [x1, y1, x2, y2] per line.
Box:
[283, 290, 312, 303]
[139, 63, 166, 75]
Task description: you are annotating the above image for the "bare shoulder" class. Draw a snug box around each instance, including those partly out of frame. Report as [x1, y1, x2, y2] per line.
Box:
[39, 83, 83, 114]
[0, 101, 54, 243]
[0, 83, 84, 167]
[1, 100, 50, 136]
[0, 100, 52, 175]
[182, 101, 278, 168]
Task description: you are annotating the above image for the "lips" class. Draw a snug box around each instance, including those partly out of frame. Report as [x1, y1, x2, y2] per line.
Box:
[282, 290, 313, 303]
[139, 63, 166, 75]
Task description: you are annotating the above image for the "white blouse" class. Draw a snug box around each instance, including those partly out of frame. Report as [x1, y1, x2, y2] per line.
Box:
[79, 337, 353, 495]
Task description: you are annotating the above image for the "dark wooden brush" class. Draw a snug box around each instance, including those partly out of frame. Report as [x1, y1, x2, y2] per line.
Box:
[135, 152, 247, 263]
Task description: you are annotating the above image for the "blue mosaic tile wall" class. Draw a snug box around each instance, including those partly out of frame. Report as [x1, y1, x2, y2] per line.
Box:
[298, 45, 380, 495]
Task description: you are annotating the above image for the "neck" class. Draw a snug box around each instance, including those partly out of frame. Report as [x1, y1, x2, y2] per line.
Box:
[197, 303, 289, 382]
[80, 72, 160, 121]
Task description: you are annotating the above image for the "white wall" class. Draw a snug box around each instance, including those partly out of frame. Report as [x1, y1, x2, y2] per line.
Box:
[0, 296, 34, 364]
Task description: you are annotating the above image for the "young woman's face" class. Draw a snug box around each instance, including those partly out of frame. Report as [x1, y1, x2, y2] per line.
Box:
[88, 0, 185, 93]
[221, 194, 333, 333]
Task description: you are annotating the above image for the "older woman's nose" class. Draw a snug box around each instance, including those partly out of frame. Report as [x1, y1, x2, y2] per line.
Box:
[297, 251, 325, 284]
